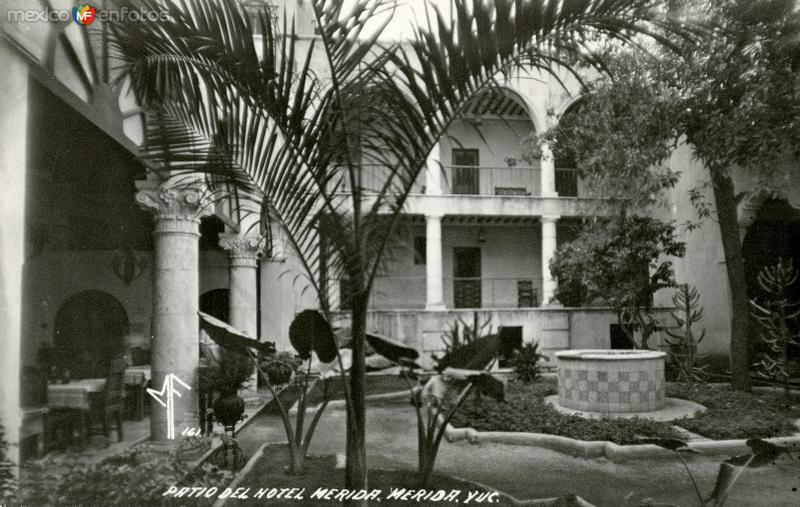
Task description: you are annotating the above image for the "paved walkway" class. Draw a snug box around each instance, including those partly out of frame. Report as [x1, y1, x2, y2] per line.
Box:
[236, 401, 800, 507]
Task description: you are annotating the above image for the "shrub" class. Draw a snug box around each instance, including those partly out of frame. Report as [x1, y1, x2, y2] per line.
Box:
[16, 448, 232, 506]
[201, 348, 254, 394]
[508, 342, 548, 383]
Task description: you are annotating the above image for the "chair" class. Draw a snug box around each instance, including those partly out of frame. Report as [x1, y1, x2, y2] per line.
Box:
[92, 358, 125, 443]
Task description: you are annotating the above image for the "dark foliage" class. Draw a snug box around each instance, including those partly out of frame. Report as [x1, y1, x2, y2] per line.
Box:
[508, 342, 548, 383]
[433, 334, 502, 373]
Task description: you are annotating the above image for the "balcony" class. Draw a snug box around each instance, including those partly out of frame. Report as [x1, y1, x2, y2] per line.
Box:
[336, 276, 542, 311]
[441, 165, 539, 196]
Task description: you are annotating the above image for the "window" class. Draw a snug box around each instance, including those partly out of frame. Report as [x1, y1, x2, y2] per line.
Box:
[414, 236, 426, 265]
[451, 149, 480, 194]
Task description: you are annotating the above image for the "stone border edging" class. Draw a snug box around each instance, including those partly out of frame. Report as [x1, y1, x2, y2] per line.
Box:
[442, 423, 800, 462]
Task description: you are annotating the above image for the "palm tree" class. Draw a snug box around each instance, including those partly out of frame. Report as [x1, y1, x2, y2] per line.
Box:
[109, 0, 692, 495]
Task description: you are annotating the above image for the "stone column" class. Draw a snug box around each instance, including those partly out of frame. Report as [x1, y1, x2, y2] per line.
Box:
[540, 142, 558, 197]
[425, 214, 445, 309]
[136, 183, 212, 441]
[425, 143, 442, 195]
[541, 215, 560, 306]
[219, 233, 264, 399]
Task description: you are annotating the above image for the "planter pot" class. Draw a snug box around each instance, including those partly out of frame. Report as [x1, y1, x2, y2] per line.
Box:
[213, 391, 245, 428]
[264, 364, 293, 385]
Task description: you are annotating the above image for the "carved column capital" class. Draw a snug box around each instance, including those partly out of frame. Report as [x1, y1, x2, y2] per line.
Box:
[219, 233, 266, 267]
[135, 183, 214, 236]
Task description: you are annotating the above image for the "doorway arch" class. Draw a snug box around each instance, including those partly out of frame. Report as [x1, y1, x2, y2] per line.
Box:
[742, 198, 800, 361]
[53, 290, 129, 378]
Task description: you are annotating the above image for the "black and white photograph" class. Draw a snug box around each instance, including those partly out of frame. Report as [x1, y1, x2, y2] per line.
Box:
[0, 0, 799, 505]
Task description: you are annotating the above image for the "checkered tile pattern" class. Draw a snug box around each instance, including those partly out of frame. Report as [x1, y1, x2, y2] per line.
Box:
[558, 364, 665, 413]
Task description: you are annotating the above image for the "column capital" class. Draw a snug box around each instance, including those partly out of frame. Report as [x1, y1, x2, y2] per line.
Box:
[541, 214, 561, 223]
[135, 183, 214, 234]
[219, 233, 266, 265]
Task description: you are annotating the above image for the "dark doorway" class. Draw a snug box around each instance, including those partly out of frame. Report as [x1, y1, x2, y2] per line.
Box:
[610, 324, 634, 349]
[54, 291, 129, 378]
[454, 247, 481, 308]
[742, 198, 800, 361]
[452, 149, 480, 195]
[200, 289, 231, 322]
[499, 326, 523, 366]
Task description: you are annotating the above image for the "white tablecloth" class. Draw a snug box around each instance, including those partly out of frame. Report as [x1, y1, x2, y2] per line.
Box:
[47, 378, 106, 410]
[123, 366, 152, 386]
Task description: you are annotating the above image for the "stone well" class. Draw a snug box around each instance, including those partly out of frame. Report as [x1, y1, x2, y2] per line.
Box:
[555, 349, 666, 414]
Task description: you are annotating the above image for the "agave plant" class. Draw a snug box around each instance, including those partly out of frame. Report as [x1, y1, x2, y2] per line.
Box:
[665, 284, 709, 384]
[749, 258, 800, 400]
[110, 0, 694, 493]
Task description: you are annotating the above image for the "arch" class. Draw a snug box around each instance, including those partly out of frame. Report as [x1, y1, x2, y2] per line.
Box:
[53, 290, 129, 378]
[473, 85, 546, 134]
[553, 94, 584, 123]
[742, 198, 800, 361]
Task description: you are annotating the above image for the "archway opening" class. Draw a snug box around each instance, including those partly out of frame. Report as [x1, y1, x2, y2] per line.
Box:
[742, 198, 800, 363]
[200, 288, 231, 322]
[53, 290, 129, 378]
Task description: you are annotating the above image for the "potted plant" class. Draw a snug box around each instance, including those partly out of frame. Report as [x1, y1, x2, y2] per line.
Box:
[201, 348, 254, 429]
[260, 351, 301, 386]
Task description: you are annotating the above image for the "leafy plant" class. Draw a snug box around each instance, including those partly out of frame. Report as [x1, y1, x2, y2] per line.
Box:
[550, 213, 686, 348]
[508, 342, 548, 383]
[640, 437, 791, 506]
[749, 258, 800, 400]
[433, 312, 494, 371]
[665, 284, 709, 383]
[433, 334, 502, 373]
[401, 369, 506, 487]
[200, 348, 254, 394]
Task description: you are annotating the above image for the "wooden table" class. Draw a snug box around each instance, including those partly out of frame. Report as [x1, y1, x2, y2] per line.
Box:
[47, 379, 106, 447]
[123, 366, 151, 420]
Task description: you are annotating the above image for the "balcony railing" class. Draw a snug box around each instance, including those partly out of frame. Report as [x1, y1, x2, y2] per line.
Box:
[441, 165, 539, 196]
[328, 164, 426, 194]
[327, 165, 580, 198]
[337, 276, 541, 310]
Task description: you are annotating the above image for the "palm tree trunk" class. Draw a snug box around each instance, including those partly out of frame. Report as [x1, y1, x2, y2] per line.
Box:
[345, 291, 368, 503]
[710, 166, 751, 392]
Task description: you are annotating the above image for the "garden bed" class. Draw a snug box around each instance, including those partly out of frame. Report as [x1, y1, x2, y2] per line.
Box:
[16, 445, 234, 506]
[448, 382, 678, 445]
[222, 444, 519, 507]
[448, 381, 800, 444]
[667, 383, 800, 440]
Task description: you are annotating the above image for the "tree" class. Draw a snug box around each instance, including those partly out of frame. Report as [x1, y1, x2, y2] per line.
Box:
[548, 0, 800, 390]
[110, 0, 692, 497]
[550, 213, 686, 348]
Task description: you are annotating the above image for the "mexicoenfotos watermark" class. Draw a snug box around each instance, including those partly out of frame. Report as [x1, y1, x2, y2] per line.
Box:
[7, 3, 168, 25]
